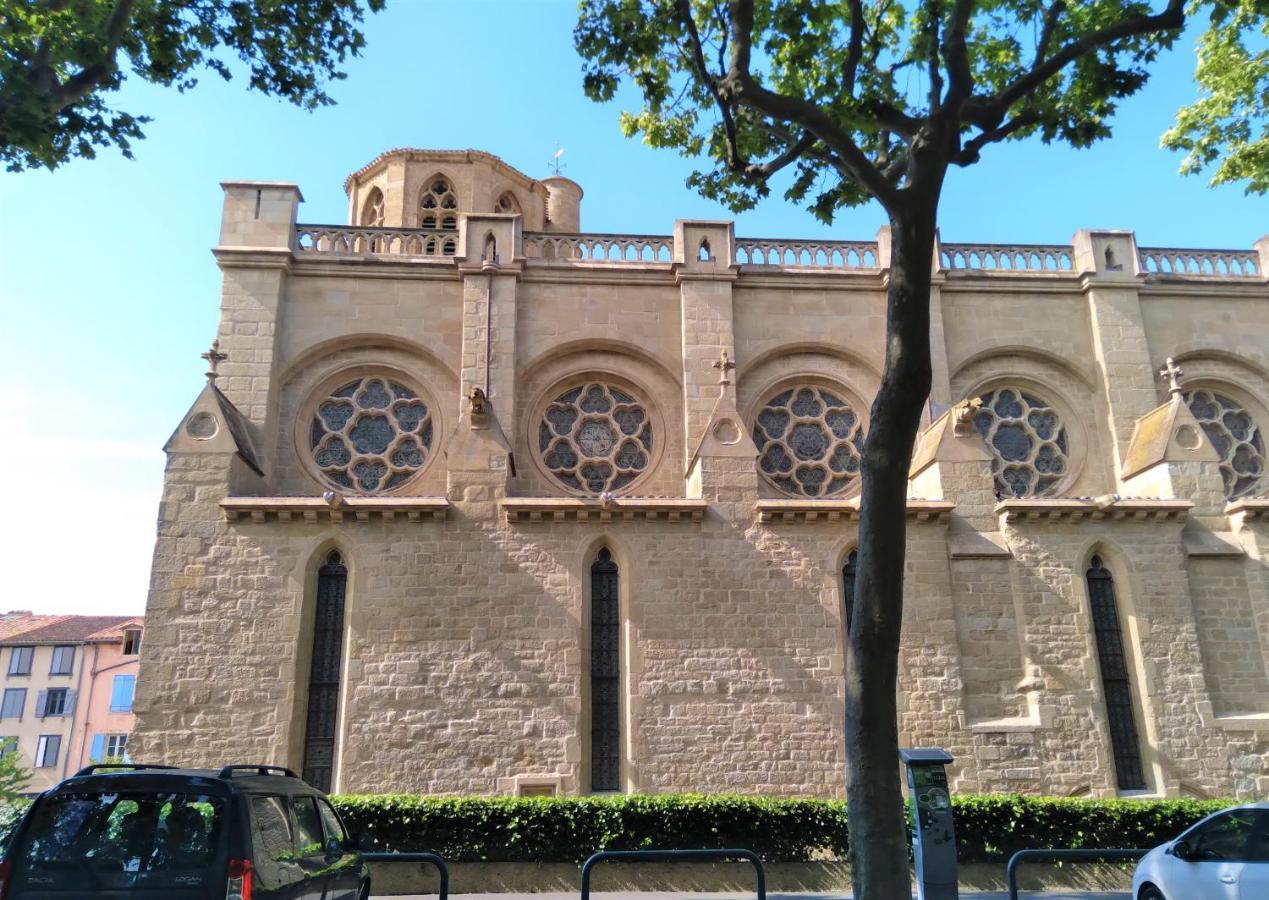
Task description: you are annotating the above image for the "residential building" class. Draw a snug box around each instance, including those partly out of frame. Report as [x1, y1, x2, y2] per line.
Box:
[0, 613, 144, 791]
[133, 147, 1269, 799]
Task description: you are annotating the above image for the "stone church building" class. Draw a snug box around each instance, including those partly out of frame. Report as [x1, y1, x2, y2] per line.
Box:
[133, 147, 1269, 800]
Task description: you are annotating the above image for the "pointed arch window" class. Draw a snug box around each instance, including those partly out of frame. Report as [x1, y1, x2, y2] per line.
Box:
[1085, 555, 1146, 791]
[590, 548, 620, 792]
[302, 550, 347, 792]
[361, 188, 385, 227]
[495, 191, 521, 216]
[842, 549, 858, 635]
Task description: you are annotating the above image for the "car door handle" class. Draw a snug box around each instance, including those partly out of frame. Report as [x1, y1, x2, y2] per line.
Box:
[1220, 874, 1236, 883]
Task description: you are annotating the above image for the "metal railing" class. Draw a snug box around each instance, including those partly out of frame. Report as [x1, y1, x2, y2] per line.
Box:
[362, 851, 449, 900]
[1006, 848, 1147, 900]
[580, 848, 766, 900]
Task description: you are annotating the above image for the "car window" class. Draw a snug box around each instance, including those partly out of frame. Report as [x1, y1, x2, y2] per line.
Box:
[1245, 810, 1269, 863]
[10, 791, 223, 892]
[1194, 810, 1258, 861]
[291, 796, 324, 858]
[251, 795, 294, 891]
[317, 800, 348, 846]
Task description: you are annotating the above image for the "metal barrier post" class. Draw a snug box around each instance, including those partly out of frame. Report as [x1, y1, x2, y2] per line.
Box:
[362, 851, 450, 900]
[579, 848, 766, 900]
[1005, 848, 1147, 900]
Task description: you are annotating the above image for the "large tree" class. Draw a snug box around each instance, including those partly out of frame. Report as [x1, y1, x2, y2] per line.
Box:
[0, 0, 384, 171]
[575, 1, 1202, 897]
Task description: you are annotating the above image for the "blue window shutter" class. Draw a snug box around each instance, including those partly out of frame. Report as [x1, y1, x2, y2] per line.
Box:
[64, 689, 76, 717]
[110, 675, 135, 712]
[90, 734, 105, 762]
[34, 690, 47, 719]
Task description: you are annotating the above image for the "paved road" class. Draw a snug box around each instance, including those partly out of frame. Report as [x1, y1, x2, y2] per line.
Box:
[376, 892, 1131, 899]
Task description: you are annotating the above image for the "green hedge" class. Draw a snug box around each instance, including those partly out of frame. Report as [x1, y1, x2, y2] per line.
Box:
[329, 793, 1230, 864]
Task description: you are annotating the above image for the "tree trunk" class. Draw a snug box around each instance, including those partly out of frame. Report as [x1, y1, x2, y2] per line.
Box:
[845, 189, 940, 899]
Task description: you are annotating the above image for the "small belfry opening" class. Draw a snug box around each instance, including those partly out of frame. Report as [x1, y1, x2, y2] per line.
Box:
[589, 547, 621, 792]
[302, 549, 348, 792]
[1085, 554, 1147, 792]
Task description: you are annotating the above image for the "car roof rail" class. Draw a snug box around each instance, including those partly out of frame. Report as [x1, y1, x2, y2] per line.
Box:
[218, 764, 299, 779]
[72, 763, 180, 777]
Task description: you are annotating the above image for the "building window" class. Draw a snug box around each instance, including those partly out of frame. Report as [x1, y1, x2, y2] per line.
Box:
[90, 733, 129, 762]
[1, 688, 26, 720]
[538, 382, 653, 495]
[49, 646, 74, 676]
[1086, 556, 1146, 791]
[34, 735, 60, 768]
[842, 549, 858, 635]
[361, 187, 385, 227]
[38, 687, 71, 718]
[122, 629, 142, 656]
[1184, 389, 1266, 499]
[420, 177, 459, 253]
[307, 376, 434, 494]
[7, 647, 31, 676]
[0, 737, 16, 759]
[495, 191, 521, 215]
[589, 548, 620, 792]
[303, 550, 348, 793]
[753, 385, 865, 497]
[972, 388, 1070, 498]
[109, 675, 135, 713]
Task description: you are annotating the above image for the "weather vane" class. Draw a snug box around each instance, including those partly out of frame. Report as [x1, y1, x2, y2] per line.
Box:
[548, 143, 566, 175]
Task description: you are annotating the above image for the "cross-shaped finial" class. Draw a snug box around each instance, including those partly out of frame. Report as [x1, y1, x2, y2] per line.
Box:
[712, 349, 736, 385]
[201, 338, 228, 384]
[1159, 356, 1184, 398]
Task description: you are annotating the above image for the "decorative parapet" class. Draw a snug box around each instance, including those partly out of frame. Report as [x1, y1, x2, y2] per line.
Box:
[221, 496, 449, 523]
[1226, 498, 1269, 521]
[522, 232, 672, 264]
[500, 497, 707, 523]
[1138, 247, 1261, 278]
[996, 497, 1192, 524]
[939, 243, 1075, 273]
[295, 225, 458, 259]
[756, 498, 954, 524]
[735, 238, 880, 270]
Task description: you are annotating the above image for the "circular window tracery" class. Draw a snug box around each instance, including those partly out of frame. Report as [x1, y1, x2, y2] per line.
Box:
[537, 382, 653, 494]
[1184, 389, 1266, 499]
[971, 387, 1069, 498]
[420, 178, 458, 230]
[308, 376, 434, 493]
[752, 385, 865, 497]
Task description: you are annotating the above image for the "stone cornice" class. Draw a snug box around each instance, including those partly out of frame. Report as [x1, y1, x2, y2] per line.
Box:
[1226, 498, 1269, 521]
[222, 496, 449, 523]
[212, 247, 294, 271]
[997, 497, 1192, 524]
[520, 263, 676, 287]
[756, 498, 954, 524]
[500, 497, 707, 523]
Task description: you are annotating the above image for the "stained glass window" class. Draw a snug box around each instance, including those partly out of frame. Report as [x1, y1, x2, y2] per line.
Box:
[590, 549, 620, 792]
[752, 385, 864, 497]
[539, 383, 653, 495]
[1085, 556, 1146, 791]
[303, 550, 347, 793]
[308, 376, 433, 494]
[972, 388, 1070, 498]
[1184, 389, 1266, 499]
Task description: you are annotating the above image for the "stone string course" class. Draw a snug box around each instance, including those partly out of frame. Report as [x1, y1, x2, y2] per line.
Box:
[134, 154, 1269, 800]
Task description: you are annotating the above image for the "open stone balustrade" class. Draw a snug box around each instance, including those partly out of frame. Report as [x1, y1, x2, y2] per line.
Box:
[293, 224, 1267, 281]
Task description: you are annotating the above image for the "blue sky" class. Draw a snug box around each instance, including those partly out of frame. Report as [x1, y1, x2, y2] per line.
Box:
[1, 0, 1264, 615]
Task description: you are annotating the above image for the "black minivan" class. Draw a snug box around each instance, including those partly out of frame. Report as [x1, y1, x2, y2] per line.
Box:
[0, 763, 370, 899]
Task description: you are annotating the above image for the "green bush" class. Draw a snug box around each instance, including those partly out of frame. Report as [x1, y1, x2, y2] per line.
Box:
[329, 793, 1230, 864]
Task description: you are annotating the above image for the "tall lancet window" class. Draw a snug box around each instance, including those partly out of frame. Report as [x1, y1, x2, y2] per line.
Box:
[842, 549, 858, 636]
[302, 550, 347, 792]
[590, 548, 620, 792]
[1085, 556, 1146, 791]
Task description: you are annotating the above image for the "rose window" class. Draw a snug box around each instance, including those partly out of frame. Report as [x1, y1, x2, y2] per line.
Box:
[308, 376, 433, 493]
[752, 386, 865, 497]
[1184, 389, 1265, 499]
[971, 388, 1069, 498]
[538, 383, 653, 494]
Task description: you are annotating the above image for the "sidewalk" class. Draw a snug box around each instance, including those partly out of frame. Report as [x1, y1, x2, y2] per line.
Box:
[376, 892, 1131, 899]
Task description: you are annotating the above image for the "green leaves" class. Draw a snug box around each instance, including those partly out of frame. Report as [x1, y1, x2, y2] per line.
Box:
[1164, 0, 1269, 193]
[0, 0, 385, 171]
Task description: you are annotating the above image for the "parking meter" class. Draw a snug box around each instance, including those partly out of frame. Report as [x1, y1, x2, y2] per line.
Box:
[899, 748, 958, 900]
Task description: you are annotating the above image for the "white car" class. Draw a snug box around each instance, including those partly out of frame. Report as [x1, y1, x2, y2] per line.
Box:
[1132, 802, 1269, 899]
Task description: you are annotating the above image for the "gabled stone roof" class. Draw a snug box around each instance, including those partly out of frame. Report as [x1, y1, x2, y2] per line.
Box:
[343, 148, 547, 196]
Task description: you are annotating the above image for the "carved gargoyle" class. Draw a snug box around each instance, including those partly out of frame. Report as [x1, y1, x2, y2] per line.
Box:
[952, 396, 984, 437]
[468, 387, 490, 429]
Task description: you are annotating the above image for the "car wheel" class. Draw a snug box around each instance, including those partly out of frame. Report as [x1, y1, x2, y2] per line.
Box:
[1139, 884, 1166, 900]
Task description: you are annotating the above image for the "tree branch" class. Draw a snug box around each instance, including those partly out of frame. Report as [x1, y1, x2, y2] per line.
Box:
[844, 0, 865, 96]
[950, 108, 1040, 164]
[941, 0, 976, 109]
[925, 0, 945, 114]
[50, 0, 137, 111]
[674, 0, 742, 170]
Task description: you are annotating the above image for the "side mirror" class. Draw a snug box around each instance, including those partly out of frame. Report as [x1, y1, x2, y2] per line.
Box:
[1171, 840, 1192, 861]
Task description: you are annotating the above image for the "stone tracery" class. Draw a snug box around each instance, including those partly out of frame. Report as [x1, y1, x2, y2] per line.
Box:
[1184, 389, 1266, 499]
[538, 382, 653, 494]
[971, 387, 1070, 498]
[308, 375, 433, 493]
[752, 384, 865, 497]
